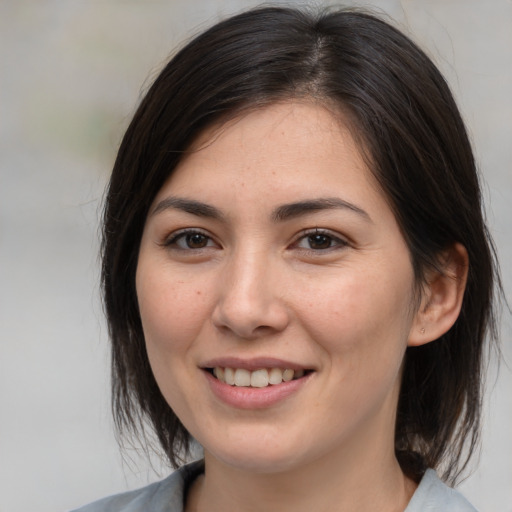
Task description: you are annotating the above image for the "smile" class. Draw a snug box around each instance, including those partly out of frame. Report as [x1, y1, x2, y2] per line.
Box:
[209, 367, 309, 388]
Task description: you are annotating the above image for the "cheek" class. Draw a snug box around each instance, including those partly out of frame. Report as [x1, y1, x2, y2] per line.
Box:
[296, 266, 414, 365]
[135, 264, 213, 415]
[136, 263, 212, 354]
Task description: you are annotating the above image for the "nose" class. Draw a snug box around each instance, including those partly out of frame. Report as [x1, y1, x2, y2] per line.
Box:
[212, 249, 290, 339]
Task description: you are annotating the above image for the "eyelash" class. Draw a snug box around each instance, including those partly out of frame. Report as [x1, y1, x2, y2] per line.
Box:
[292, 229, 349, 253]
[162, 229, 218, 251]
[162, 228, 348, 254]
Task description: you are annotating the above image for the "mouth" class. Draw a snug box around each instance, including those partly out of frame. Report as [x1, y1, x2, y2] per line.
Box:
[205, 367, 313, 388]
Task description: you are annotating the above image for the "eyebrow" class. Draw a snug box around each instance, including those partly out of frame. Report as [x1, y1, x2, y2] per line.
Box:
[151, 197, 224, 220]
[272, 197, 372, 223]
[151, 196, 372, 223]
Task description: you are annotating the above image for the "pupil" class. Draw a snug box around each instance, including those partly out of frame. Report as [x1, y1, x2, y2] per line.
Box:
[187, 233, 207, 248]
[309, 234, 331, 249]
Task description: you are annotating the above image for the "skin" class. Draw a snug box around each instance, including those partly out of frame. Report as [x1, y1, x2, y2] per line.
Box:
[136, 101, 467, 512]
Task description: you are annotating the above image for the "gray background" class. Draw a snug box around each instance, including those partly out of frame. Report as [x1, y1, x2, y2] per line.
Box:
[1, 1, 511, 511]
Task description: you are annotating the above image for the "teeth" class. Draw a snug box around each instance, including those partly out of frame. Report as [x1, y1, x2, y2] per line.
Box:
[282, 369, 294, 382]
[213, 367, 224, 381]
[212, 367, 306, 387]
[294, 369, 305, 379]
[268, 367, 283, 385]
[250, 369, 269, 388]
[224, 367, 235, 385]
[234, 368, 251, 387]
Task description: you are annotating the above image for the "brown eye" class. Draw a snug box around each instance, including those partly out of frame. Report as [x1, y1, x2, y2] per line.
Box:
[165, 230, 216, 250]
[294, 230, 348, 252]
[307, 234, 333, 250]
[185, 233, 209, 248]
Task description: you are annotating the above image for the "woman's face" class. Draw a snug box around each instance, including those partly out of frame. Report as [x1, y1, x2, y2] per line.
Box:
[136, 102, 422, 473]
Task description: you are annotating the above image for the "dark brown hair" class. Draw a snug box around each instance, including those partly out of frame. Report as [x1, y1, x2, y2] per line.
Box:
[102, 6, 500, 483]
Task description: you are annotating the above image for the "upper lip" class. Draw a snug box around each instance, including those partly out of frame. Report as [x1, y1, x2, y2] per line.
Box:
[201, 357, 312, 372]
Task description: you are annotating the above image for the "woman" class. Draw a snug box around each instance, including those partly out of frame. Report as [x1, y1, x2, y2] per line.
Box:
[74, 6, 500, 511]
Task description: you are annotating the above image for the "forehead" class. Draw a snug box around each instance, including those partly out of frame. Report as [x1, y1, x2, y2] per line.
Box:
[191, 101, 359, 160]
[157, 101, 381, 206]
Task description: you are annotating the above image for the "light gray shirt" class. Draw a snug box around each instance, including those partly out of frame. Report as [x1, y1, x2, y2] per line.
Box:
[71, 460, 477, 512]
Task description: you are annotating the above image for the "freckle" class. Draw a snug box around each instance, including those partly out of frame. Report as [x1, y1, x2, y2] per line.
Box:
[196, 291, 201, 295]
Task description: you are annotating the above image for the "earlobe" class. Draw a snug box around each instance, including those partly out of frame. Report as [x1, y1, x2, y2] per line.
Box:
[408, 243, 469, 347]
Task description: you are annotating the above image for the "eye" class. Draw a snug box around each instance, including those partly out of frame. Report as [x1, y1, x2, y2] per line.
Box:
[164, 229, 217, 250]
[294, 230, 348, 251]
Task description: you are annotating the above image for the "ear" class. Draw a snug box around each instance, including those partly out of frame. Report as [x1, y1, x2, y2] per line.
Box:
[408, 243, 468, 347]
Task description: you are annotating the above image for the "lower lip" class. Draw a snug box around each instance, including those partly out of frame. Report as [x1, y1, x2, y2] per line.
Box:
[204, 370, 311, 409]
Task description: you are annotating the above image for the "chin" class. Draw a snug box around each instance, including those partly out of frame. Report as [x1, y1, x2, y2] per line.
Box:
[203, 434, 313, 475]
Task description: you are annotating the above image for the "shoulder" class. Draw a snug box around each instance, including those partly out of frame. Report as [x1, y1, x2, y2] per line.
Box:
[70, 460, 204, 512]
[406, 469, 478, 512]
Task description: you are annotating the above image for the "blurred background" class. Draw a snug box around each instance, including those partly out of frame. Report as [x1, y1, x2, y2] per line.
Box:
[0, 1, 510, 511]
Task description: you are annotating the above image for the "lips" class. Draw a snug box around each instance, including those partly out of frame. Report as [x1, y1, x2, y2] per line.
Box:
[201, 358, 313, 408]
